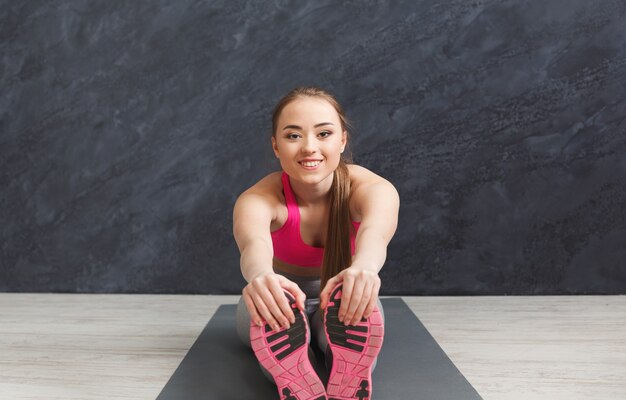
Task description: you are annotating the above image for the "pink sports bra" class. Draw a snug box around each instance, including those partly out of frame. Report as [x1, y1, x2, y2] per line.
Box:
[271, 172, 360, 268]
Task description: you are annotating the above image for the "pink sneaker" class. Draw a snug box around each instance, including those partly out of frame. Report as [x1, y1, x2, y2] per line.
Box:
[323, 284, 384, 400]
[250, 290, 327, 400]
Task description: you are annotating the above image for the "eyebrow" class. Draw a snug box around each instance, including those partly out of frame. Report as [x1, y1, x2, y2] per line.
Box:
[282, 122, 335, 130]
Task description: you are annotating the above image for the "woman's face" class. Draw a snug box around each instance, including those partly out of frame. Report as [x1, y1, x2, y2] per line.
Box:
[272, 97, 347, 186]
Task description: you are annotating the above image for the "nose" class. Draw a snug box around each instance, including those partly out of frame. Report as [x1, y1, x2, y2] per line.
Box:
[301, 135, 318, 154]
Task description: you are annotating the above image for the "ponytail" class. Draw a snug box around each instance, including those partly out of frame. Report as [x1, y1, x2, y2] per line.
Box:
[321, 159, 353, 290]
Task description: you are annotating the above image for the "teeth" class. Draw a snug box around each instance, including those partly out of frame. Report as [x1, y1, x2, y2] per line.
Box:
[301, 160, 321, 167]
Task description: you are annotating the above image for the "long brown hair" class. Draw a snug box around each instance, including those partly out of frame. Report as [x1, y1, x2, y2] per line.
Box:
[271, 87, 354, 290]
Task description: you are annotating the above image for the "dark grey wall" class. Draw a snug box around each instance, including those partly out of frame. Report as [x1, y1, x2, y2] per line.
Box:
[2, 0, 625, 295]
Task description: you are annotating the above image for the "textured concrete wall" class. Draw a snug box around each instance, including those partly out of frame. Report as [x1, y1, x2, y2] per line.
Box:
[2, 1, 625, 294]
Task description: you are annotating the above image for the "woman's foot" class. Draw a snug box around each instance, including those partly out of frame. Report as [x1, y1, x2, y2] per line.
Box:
[250, 289, 327, 400]
[323, 284, 384, 400]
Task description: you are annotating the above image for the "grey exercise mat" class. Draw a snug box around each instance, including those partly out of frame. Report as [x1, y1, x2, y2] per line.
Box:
[156, 298, 483, 400]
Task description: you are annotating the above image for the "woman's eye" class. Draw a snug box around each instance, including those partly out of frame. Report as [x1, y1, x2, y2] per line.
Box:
[287, 133, 300, 139]
[319, 130, 331, 137]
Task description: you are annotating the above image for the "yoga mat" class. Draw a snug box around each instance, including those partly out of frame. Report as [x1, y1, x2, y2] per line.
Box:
[156, 298, 483, 400]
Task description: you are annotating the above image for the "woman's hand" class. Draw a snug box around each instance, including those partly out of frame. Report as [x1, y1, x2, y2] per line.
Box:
[242, 272, 306, 332]
[319, 265, 381, 326]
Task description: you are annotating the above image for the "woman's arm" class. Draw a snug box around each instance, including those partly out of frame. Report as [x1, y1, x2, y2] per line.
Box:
[320, 177, 400, 325]
[233, 192, 275, 282]
[350, 179, 400, 273]
[233, 192, 306, 331]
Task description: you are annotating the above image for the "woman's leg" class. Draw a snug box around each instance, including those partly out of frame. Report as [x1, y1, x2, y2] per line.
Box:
[235, 296, 276, 383]
[235, 295, 251, 348]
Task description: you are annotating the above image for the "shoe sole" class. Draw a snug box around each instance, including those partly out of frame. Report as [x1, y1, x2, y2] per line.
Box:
[323, 284, 384, 400]
[250, 290, 327, 400]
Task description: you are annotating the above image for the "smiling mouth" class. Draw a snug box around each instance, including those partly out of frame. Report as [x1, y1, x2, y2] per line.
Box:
[299, 160, 322, 167]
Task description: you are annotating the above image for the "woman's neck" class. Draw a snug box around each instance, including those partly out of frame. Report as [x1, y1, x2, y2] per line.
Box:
[289, 173, 333, 208]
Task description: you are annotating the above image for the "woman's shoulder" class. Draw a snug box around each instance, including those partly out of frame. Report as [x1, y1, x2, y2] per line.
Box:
[347, 164, 389, 188]
[347, 163, 398, 212]
[237, 171, 284, 204]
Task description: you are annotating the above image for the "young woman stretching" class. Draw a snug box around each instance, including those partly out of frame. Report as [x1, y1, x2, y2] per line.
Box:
[233, 87, 399, 399]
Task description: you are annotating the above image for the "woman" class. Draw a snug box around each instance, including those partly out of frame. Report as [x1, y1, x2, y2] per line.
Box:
[233, 87, 399, 399]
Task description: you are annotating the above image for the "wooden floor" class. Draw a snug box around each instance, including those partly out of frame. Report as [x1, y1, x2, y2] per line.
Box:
[0, 294, 625, 400]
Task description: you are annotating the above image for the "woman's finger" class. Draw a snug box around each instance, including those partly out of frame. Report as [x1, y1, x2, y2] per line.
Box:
[320, 272, 344, 309]
[344, 279, 366, 326]
[351, 282, 373, 325]
[242, 289, 263, 327]
[363, 278, 381, 318]
[251, 292, 280, 331]
[251, 277, 286, 332]
[268, 280, 295, 327]
[279, 276, 307, 312]
[338, 275, 355, 323]
[258, 284, 291, 332]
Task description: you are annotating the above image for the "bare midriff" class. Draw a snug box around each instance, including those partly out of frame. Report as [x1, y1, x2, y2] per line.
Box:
[272, 257, 322, 278]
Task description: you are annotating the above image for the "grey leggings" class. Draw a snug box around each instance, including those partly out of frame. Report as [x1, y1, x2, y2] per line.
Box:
[235, 273, 384, 383]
